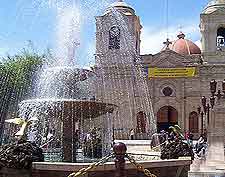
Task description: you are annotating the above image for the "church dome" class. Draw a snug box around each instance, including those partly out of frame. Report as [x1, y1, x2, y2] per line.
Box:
[165, 32, 201, 55]
[203, 0, 225, 14]
[104, 0, 135, 15]
[207, 0, 225, 7]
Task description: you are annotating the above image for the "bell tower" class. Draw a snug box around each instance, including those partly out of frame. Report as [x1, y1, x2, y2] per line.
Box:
[200, 0, 225, 63]
[94, 1, 150, 139]
[95, 0, 142, 66]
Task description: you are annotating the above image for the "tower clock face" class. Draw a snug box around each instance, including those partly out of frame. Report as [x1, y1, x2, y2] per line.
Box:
[109, 26, 120, 38]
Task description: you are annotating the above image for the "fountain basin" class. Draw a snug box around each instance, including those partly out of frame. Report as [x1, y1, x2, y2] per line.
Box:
[20, 99, 116, 119]
[31, 159, 192, 177]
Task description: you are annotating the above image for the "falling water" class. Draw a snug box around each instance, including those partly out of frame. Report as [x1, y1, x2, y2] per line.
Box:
[54, 6, 81, 66]
[3, 0, 157, 162]
[9, 0, 117, 162]
[95, 5, 156, 141]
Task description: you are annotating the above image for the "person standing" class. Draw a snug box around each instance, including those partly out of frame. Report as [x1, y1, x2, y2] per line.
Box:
[130, 129, 135, 140]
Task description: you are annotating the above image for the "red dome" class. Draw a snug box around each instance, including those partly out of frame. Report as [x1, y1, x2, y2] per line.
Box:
[168, 32, 201, 55]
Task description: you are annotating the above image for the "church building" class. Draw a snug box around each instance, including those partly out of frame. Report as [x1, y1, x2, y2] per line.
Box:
[94, 0, 225, 139]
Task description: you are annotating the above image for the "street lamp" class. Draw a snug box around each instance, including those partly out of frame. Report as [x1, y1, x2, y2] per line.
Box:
[210, 79, 217, 96]
[197, 105, 205, 134]
[200, 96, 213, 126]
[199, 79, 225, 134]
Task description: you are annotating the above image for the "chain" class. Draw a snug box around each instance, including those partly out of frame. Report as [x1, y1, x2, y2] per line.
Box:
[68, 154, 114, 177]
[126, 154, 157, 177]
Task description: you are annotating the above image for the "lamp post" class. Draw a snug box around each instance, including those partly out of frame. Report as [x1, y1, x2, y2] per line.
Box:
[199, 96, 212, 133]
[197, 106, 204, 134]
[199, 79, 225, 134]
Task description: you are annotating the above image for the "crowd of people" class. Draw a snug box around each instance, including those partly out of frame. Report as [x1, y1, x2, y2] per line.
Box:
[130, 125, 208, 159]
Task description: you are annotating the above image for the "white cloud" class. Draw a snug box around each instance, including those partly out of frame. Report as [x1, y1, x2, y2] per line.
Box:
[140, 24, 201, 55]
[0, 47, 10, 56]
[195, 40, 202, 50]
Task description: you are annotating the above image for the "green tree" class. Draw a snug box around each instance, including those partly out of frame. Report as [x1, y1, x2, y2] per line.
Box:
[0, 48, 46, 144]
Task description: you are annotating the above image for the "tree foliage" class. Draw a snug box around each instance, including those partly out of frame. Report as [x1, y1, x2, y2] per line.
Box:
[2, 49, 43, 88]
[0, 49, 46, 144]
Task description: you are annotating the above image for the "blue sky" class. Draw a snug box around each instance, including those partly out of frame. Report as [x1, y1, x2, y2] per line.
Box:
[0, 0, 209, 66]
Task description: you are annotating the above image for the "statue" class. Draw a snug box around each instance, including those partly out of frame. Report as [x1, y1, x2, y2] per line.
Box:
[0, 117, 44, 169]
[5, 118, 34, 141]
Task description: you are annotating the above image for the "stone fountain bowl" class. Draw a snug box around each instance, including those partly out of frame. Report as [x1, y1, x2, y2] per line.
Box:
[19, 98, 117, 120]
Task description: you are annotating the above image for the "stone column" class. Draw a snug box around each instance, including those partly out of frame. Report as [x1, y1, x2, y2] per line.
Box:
[62, 115, 73, 162]
[206, 98, 225, 168]
[61, 102, 77, 163]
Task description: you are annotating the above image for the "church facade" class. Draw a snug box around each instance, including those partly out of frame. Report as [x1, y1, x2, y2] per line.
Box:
[94, 0, 225, 139]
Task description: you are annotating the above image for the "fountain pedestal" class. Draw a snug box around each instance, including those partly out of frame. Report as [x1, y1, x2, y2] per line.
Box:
[189, 98, 225, 176]
[62, 112, 76, 162]
[60, 100, 116, 162]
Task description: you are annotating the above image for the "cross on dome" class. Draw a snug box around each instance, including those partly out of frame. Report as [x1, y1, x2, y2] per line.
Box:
[163, 38, 172, 49]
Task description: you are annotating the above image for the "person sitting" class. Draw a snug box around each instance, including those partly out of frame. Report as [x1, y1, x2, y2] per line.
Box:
[186, 131, 194, 147]
[150, 130, 168, 149]
[185, 131, 190, 140]
[168, 130, 176, 142]
[188, 132, 194, 148]
[195, 134, 207, 157]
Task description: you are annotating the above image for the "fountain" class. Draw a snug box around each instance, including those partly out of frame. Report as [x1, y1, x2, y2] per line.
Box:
[18, 79, 116, 162]
[0, 1, 193, 177]
[15, 48, 117, 162]
[2, 1, 117, 163]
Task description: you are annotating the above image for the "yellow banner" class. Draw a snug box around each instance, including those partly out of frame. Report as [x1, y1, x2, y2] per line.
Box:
[148, 67, 196, 78]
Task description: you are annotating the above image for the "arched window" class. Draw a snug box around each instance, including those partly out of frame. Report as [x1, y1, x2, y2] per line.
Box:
[217, 27, 225, 48]
[189, 111, 198, 133]
[136, 111, 146, 133]
[109, 26, 120, 50]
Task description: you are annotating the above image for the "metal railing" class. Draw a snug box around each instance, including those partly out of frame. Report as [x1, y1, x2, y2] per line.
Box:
[67, 142, 157, 177]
